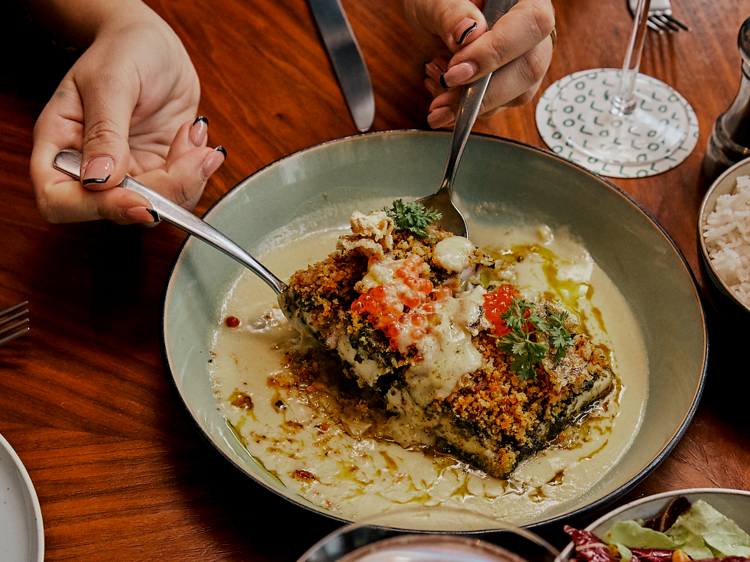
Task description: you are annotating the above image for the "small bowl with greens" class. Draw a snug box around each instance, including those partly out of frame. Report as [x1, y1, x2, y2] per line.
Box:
[559, 489, 750, 562]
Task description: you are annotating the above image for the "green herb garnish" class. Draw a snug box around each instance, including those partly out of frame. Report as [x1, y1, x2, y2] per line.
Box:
[384, 199, 441, 237]
[546, 310, 575, 363]
[495, 299, 575, 381]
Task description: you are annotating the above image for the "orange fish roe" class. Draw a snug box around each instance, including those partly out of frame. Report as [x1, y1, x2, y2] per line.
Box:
[351, 254, 452, 350]
[483, 284, 520, 336]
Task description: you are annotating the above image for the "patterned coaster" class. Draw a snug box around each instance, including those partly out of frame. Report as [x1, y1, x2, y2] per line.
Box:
[536, 69, 699, 178]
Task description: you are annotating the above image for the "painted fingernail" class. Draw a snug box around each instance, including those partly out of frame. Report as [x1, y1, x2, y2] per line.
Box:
[201, 146, 227, 178]
[425, 106, 455, 130]
[453, 18, 478, 46]
[82, 156, 113, 185]
[190, 116, 209, 146]
[440, 61, 479, 89]
[121, 206, 156, 223]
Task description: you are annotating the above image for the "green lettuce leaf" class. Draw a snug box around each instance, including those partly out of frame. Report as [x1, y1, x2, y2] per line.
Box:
[666, 500, 750, 558]
[611, 542, 632, 561]
[602, 500, 750, 560]
[604, 520, 680, 550]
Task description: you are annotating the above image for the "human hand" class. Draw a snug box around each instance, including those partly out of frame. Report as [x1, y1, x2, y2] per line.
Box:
[402, 0, 555, 129]
[30, 8, 226, 224]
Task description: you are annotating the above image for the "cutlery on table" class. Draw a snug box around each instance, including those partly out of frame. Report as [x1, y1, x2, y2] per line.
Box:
[0, 301, 29, 346]
[416, 0, 517, 239]
[628, 0, 690, 33]
[307, 0, 375, 132]
[53, 151, 288, 295]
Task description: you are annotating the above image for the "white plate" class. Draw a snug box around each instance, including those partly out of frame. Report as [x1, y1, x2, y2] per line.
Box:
[0, 433, 44, 562]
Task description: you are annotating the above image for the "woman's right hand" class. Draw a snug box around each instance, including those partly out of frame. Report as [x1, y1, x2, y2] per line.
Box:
[402, 0, 555, 129]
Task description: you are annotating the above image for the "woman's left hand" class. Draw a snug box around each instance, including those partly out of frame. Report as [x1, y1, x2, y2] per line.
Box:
[30, 2, 225, 224]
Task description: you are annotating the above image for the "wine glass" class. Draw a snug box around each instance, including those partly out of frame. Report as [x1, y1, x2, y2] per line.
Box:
[296, 506, 561, 562]
[540, 0, 695, 168]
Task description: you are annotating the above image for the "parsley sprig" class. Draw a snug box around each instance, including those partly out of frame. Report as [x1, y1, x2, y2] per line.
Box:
[495, 298, 575, 381]
[384, 199, 441, 238]
[546, 309, 575, 363]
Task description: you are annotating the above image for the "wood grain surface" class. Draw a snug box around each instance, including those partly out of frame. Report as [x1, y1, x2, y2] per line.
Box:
[2, 0, 750, 560]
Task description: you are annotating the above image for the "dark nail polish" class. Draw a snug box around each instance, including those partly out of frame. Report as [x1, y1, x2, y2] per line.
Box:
[456, 22, 477, 45]
[423, 113, 433, 130]
[190, 116, 209, 146]
[81, 156, 114, 185]
[82, 176, 110, 185]
[439, 73, 449, 89]
[216, 146, 227, 158]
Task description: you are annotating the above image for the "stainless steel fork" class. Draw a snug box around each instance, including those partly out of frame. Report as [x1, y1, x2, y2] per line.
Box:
[629, 0, 690, 33]
[0, 301, 29, 346]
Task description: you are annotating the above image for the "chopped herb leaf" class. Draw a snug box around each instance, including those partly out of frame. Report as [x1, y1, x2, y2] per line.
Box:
[384, 199, 441, 237]
[495, 298, 575, 381]
[547, 310, 575, 363]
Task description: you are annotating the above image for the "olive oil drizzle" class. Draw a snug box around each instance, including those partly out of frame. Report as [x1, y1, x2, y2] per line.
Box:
[509, 243, 609, 337]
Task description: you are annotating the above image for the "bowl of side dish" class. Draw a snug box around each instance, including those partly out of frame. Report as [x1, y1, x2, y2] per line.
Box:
[559, 488, 750, 561]
[162, 130, 708, 531]
[699, 157, 750, 319]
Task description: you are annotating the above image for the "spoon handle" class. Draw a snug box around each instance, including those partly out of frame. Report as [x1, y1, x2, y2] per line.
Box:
[440, 76, 491, 192]
[53, 151, 287, 295]
[439, 0, 517, 192]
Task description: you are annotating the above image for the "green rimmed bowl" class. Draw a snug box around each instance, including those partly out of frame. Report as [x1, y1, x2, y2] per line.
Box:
[162, 130, 707, 530]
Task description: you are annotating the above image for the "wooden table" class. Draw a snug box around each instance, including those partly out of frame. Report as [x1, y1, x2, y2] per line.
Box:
[2, 0, 749, 559]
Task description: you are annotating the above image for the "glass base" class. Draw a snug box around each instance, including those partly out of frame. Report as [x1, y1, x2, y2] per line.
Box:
[337, 535, 526, 562]
[296, 507, 560, 562]
[549, 69, 690, 165]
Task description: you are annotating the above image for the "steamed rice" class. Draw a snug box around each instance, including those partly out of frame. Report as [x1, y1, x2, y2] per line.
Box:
[702, 175, 750, 306]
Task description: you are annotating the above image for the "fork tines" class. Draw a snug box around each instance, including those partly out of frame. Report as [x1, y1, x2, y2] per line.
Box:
[0, 301, 30, 346]
[648, 12, 691, 33]
[629, 0, 690, 34]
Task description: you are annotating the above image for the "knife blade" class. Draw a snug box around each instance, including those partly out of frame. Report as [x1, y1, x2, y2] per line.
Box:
[307, 0, 375, 132]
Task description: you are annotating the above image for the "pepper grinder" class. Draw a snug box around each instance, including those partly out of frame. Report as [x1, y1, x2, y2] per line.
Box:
[702, 16, 750, 183]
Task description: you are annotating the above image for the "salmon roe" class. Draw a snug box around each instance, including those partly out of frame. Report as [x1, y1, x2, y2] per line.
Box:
[483, 284, 520, 336]
[351, 254, 451, 350]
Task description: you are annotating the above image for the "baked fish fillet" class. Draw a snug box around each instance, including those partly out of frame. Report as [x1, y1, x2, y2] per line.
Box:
[279, 211, 615, 479]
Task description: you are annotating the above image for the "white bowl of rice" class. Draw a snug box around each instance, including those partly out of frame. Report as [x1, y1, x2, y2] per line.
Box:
[699, 157, 750, 315]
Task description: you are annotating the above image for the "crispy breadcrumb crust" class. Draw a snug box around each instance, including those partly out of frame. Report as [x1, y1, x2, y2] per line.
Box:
[281, 225, 614, 479]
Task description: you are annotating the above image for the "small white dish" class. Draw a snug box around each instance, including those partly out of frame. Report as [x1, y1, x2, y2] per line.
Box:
[558, 488, 750, 561]
[0, 433, 44, 562]
[698, 156, 750, 317]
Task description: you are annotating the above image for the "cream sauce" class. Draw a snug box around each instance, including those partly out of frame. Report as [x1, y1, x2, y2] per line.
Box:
[208, 220, 648, 529]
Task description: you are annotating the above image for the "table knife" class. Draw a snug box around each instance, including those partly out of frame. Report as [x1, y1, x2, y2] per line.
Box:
[308, 0, 375, 132]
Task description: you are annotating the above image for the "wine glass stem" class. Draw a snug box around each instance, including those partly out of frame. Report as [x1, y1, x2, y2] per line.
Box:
[612, 0, 652, 116]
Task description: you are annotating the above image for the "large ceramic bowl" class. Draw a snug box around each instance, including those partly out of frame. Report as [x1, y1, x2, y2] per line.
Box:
[558, 488, 750, 560]
[162, 130, 707, 530]
[699, 157, 750, 319]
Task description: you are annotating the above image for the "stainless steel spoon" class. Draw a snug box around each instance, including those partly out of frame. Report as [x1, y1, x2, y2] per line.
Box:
[416, 0, 517, 238]
[53, 150, 288, 295]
